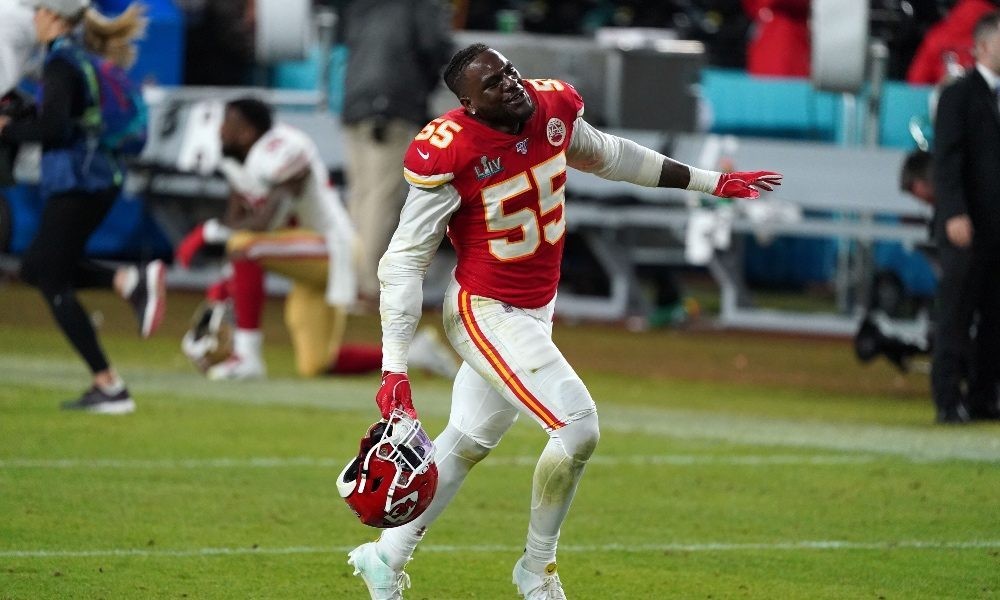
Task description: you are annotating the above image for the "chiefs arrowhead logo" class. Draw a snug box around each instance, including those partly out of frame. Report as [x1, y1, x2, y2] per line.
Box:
[546, 118, 566, 146]
[383, 491, 420, 525]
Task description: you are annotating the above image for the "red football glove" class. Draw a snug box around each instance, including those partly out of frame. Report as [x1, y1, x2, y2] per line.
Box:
[376, 372, 417, 420]
[713, 171, 783, 199]
[175, 222, 207, 268]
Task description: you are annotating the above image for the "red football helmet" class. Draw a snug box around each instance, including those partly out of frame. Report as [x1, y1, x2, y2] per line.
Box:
[337, 409, 438, 528]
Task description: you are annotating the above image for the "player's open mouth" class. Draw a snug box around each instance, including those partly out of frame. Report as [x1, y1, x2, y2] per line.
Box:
[505, 89, 526, 106]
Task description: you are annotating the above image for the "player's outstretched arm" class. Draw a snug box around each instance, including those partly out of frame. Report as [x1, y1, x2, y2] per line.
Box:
[567, 118, 782, 199]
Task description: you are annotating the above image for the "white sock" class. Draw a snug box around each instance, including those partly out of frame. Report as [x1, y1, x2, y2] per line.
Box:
[522, 435, 590, 573]
[98, 376, 126, 396]
[119, 266, 139, 299]
[377, 527, 424, 572]
[524, 523, 560, 573]
[233, 329, 263, 363]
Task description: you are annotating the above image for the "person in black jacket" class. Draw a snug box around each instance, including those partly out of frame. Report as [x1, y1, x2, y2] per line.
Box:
[931, 10, 1000, 423]
[0, 0, 164, 414]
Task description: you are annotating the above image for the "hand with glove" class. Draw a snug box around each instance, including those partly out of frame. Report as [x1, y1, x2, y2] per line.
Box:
[175, 218, 233, 268]
[712, 171, 783, 199]
[376, 371, 417, 419]
[686, 167, 783, 200]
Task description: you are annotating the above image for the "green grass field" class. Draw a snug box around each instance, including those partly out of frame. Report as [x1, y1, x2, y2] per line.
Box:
[1, 282, 998, 599]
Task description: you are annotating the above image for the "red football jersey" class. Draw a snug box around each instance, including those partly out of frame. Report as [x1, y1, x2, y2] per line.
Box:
[403, 80, 584, 308]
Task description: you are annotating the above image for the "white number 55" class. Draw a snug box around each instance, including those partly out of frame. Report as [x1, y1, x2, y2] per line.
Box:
[481, 153, 567, 261]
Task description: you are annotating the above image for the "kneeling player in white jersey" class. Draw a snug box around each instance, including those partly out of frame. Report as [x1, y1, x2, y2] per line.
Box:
[175, 98, 457, 380]
[346, 44, 781, 599]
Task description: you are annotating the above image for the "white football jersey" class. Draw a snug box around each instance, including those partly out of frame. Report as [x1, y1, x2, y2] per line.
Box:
[220, 123, 357, 306]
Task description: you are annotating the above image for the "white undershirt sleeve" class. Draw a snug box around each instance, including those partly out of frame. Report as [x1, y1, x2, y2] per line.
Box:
[566, 117, 666, 187]
[566, 117, 722, 193]
[378, 183, 462, 373]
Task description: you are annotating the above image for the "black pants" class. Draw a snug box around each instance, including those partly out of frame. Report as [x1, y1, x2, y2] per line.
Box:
[19, 189, 119, 374]
[931, 240, 1000, 415]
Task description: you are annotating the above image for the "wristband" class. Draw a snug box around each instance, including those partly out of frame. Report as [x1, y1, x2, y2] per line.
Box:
[685, 167, 722, 195]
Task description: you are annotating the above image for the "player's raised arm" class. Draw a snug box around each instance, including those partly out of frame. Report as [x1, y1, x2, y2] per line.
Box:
[566, 117, 782, 199]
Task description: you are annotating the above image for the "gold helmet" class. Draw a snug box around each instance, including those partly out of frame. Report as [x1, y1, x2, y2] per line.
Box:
[180, 301, 234, 373]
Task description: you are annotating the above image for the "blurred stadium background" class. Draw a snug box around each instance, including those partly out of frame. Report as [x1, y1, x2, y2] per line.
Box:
[0, 0, 946, 336]
[1, 1, 998, 598]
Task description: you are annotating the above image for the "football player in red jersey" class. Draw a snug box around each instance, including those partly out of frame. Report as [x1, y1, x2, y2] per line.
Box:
[347, 43, 782, 599]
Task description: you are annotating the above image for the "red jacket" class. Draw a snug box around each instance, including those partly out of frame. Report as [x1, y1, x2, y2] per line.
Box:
[906, 0, 997, 85]
[743, 0, 811, 77]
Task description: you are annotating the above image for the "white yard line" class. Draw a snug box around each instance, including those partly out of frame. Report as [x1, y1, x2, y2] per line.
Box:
[3, 356, 999, 462]
[0, 454, 879, 470]
[2, 539, 999, 559]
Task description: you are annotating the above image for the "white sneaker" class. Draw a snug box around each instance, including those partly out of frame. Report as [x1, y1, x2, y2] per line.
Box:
[513, 557, 567, 600]
[408, 327, 459, 378]
[206, 355, 266, 381]
[347, 542, 410, 600]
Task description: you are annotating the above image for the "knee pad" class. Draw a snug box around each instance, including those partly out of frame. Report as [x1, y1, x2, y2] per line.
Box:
[436, 424, 493, 466]
[551, 411, 600, 462]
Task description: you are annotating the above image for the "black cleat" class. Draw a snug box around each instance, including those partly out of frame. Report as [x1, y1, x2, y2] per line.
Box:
[61, 386, 135, 415]
[935, 405, 971, 425]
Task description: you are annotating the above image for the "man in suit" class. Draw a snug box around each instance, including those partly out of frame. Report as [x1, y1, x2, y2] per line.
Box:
[931, 11, 1000, 423]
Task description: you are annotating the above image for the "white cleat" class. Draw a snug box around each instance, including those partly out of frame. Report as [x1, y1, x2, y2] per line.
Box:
[347, 542, 410, 600]
[206, 355, 266, 381]
[408, 327, 459, 379]
[513, 557, 567, 600]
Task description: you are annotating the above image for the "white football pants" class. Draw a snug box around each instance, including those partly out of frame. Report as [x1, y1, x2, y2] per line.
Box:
[376, 278, 599, 572]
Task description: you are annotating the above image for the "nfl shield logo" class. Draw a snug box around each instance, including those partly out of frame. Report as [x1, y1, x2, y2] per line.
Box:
[515, 139, 529, 155]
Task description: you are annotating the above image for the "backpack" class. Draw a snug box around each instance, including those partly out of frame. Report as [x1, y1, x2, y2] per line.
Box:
[48, 38, 148, 157]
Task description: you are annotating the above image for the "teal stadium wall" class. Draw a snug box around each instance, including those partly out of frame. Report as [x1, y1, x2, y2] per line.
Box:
[699, 69, 935, 293]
